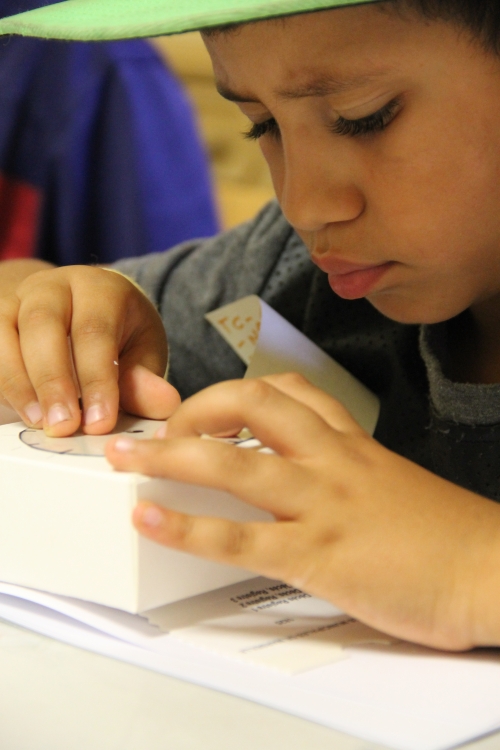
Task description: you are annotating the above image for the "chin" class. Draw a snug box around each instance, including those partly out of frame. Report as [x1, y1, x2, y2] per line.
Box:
[367, 291, 462, 326]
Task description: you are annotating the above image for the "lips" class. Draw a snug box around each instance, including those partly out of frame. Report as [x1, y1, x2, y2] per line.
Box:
[312, 255, 394, 300]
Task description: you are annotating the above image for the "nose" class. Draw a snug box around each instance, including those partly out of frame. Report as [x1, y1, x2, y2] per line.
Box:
[276, 138, 365, 233]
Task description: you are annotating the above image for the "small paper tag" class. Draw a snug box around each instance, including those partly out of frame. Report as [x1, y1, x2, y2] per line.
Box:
[206, 295, 380, 435]
[205, 296, 261, 366]
[143, 577, 396, 674]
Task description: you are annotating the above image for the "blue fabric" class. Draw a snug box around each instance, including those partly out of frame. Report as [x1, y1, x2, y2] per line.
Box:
[0, 30, 219, 264]
[0, 1, 61, 16]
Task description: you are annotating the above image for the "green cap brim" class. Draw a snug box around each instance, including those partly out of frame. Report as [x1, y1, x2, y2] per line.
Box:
[0, 0, 379, 41]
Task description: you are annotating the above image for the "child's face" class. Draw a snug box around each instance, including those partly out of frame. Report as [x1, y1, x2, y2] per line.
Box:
[204, 5, 500, 325]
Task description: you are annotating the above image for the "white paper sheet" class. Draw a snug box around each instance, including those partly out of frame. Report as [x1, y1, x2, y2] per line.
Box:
[0, 578, 394, 674]
[2, 581, 500, 750]
[1, 585, 500, 750]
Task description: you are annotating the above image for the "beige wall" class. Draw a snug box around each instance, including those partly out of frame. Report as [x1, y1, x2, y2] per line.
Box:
[150, 33, 275, 229]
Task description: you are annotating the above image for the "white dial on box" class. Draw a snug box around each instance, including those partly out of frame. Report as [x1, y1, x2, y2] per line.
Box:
[19, 414, 162, 457]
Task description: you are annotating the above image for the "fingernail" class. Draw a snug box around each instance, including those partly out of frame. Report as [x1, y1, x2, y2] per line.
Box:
[85, 404, 107, 426]
[112, 436, 137, 452]
[140, 506, 163, 528]
[154, 423, 167, 439]
[25, 402, 43, 425]
[47, 404, 71, 426]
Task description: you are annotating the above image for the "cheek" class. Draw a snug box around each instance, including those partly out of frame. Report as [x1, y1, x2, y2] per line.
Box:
[372, 103, 500, 319]
[370, 126, 500, 270]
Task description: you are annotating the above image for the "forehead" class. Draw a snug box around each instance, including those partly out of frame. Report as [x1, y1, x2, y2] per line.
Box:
[202, 5, 423, 99]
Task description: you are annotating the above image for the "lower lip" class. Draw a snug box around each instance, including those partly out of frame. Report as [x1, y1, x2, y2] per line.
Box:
[328, 262, 394, 299]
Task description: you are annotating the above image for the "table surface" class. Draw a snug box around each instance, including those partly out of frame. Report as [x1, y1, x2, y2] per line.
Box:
[1, 619, 500, 750]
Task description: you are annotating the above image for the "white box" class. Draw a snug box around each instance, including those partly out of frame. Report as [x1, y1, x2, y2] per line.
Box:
[0, 418, 269, 613]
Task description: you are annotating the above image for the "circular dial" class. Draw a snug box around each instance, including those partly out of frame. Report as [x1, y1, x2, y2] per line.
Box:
[19, 414, 162, 457]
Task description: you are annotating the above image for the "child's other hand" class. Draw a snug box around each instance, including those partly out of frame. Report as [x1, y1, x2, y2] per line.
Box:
[0, 265, 180, 435]
[107, 374, 500, 651]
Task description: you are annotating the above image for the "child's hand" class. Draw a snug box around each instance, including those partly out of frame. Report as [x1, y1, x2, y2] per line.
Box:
[0, 265, 180, 435]
[106, 374, 500, 651]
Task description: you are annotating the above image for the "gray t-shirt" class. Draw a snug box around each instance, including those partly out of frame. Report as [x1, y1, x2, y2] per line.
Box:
[114, 201, 500, 502]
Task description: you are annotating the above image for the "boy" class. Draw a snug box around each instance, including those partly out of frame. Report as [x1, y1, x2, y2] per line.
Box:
[1, 0, 500, 651]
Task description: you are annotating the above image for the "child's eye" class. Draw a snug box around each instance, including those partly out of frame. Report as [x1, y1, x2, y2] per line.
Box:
[332, 98, 402, 138]
[244, 118, 280, 141]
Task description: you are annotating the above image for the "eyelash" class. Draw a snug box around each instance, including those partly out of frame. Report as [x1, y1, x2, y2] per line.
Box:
[244, 97, 401, 141]
[332, 97, 401, 137]
[244, 118, 281, 141]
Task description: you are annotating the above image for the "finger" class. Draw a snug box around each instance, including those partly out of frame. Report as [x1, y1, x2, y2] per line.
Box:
[106, 434, 308, 517]
[133, 501, 297, 580]
[0, 296, 43, 426]
[70, 287, 122, 434]
[119, 364, 181, 420]
[260, 373, 366, 435]
[162, 378, 340, 460]
[70, 269, 170, 433]
[17, 279, 81, 435]
[70, 270, 139, 434]
[107, 276, 171, 422]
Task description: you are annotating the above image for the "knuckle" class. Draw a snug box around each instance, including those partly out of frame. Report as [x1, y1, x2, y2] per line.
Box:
[341, 433, 375, 467]
[240, 378, 274, 403]
[22, 265, 62, 285]
[220, 522, 253, 558]
[80, 374, 114, 392]
[15, 271, 47, 297]
[73, 317, 114, 339]
[32, 371, 70, 394]
[20, 303, 59, 328]
[0, 370, 30, 401]
[82, 267, 136, 301]
[0, 296, 18, 320]
[218, 444, 256, 489]
[169, 512, 196, 547]
[274, 371, 310, 389]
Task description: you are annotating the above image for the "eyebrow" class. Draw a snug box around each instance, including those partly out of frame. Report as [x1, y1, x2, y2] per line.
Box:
[216, 71, 391, 103]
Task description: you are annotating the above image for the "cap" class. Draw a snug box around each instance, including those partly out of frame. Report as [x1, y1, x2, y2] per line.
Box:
[0, 0, 379, 41]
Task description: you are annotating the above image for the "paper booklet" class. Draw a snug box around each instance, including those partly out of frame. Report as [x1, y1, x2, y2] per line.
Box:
[1, 297, 500, 750]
